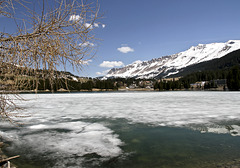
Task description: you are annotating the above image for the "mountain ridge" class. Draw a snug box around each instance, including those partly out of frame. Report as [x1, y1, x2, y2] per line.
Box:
[106, 40, 240, 79]
[170, 48, 240, 78]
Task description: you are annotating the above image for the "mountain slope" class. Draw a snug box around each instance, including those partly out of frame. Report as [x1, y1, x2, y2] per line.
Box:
[106, 40, 240, 79]
[170, 49, 240, 78]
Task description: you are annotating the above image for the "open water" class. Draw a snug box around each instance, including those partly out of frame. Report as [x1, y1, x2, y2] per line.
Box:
[1, 91, 240, 167]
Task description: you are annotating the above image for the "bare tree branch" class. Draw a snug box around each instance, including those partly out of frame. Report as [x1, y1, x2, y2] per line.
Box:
[0, 0, 100, 124]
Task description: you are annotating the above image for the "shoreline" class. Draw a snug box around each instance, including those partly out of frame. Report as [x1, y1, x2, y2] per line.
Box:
[1, 87, 230, 94]
[0, 142, 18, 168]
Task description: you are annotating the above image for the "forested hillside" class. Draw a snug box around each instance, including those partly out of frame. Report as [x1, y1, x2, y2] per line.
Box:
[171, 49, 240, 78]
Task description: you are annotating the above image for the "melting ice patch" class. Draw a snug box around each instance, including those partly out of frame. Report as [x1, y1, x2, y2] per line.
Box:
[202, 125, 240, 136]
[189, 124, 240, 137]
[25, 122, 123, 157]
[5, 121, 123, 167]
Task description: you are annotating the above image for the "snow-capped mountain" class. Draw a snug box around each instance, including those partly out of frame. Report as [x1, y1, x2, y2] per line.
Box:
[106, 40, 240, 79]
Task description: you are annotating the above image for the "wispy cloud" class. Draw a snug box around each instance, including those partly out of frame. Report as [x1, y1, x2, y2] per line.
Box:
[117, 45, 134, 54]
[99, 61, 124, 68]
[84, 22, 106, 29]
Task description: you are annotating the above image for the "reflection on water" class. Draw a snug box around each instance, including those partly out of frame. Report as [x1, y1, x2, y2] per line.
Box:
[3, 119, 240, 168]
[0, 92, 240, 167]
[103, 119, 240, 168]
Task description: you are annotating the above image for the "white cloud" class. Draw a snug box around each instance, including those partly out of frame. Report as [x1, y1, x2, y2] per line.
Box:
[117, 46, 134, 54]
[94, 23, 99, 27]
[69, 15, 81, 21]
[96, 69, 110, 76]
[69, 15, 105, 29]
[79, 60, 92, 65]
[99, 61, 124, 68]
[80, 41, 94, 47]
[84, 23, 93, 29]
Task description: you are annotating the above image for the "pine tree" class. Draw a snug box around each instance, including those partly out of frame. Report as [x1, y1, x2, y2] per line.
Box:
[227, 66, 240, 90]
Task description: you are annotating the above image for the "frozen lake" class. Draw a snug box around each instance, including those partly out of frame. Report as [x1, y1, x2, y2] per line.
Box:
[1, 91, 240, 167]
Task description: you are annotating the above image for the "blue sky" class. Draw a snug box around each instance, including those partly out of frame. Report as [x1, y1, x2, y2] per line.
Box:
[1, 0, 240, 77]
[86, 0, 240, 77]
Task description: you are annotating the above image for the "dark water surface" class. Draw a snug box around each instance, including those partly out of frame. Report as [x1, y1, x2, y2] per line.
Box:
[3, 119, 240, 168]
[107, 120, 240, 168]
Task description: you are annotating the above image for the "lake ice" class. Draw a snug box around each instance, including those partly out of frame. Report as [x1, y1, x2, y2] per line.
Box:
[1, 91, 240, 167]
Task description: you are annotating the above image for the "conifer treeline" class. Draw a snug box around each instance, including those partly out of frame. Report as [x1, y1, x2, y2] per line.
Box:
[11, 66, 240, 91]
[154, 66, 240, 91]
[17, 78, 117, 91]
[227, 66, 240, 90]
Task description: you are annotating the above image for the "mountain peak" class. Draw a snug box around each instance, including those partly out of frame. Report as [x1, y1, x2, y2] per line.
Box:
[227, 40, 240, 44]
[106, 40, 240, 79]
